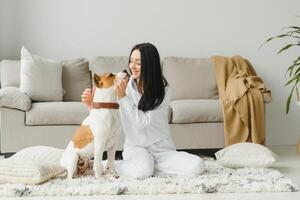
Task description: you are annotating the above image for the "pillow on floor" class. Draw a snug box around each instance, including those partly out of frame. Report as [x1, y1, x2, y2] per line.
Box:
[0, 146, 65, 184]
[215, 142, 278, 168]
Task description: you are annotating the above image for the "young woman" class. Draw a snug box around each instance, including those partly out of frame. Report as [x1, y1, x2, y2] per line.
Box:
[82, 43, 205, 178]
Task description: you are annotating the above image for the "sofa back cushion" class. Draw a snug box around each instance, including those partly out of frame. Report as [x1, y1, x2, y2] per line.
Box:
[0, 60, 21, 88]
[20, 47, 63, 101]
[62, 58, 91, 101]
[162, 57, 218, 100]
[0, 58, 92, 101]
[90, 56, 128, 85]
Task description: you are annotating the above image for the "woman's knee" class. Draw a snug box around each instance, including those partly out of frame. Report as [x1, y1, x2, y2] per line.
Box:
[119, 148, 155, 179]
[134, 152, 155, 178]
[187, 156, 205, 175]
[132, 164, 154, 178]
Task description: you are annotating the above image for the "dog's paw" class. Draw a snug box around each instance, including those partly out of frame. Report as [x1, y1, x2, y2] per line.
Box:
[93, 166, 104, 179]
[105, 173, 120, 181]
[95, 171, 101, 179]
[66, 175, 74, 182]
[66, 172, 74, 180]
[94, 169, 103, 178]
[104, 165, 116, 175]
[112, 174, 120, 179]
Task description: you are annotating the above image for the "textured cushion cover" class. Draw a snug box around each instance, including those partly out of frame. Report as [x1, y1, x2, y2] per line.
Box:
[62, 58, 91, 101]
[0, 60, 21, 88]
[26, 102, 89, 125]
[20, 47, 63, 101]
[162, 57, 219, 100]
[215, 142, 278, 168]
[10, 146, 63, 165]
[0, 146, 65, 184]
[0, 87, 31, 111]
[170, 99, 223, 123]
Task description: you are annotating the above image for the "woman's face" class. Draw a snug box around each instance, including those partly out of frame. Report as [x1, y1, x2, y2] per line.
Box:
[129, 49, 141, 80]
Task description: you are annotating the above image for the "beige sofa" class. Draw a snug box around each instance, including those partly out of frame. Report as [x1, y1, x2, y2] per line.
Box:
[0, 56, 224, 156]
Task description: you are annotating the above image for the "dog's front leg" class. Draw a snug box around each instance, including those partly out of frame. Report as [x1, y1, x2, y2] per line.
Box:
[93, 139, 105, 178]
[105, 144, 117, 175]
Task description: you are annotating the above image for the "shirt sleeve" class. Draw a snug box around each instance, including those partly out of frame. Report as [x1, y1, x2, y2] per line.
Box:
[117, 91, 170, 130]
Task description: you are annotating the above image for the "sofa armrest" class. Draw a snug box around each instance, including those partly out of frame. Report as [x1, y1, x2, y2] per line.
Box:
[0, 87, 31, 111]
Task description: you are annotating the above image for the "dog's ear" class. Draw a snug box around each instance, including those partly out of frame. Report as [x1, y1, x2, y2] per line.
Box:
[122, 69, 130, 77]
[93, 73, 102, 87]
[108, 73, 114, 78]
[94, 73, 101, 83]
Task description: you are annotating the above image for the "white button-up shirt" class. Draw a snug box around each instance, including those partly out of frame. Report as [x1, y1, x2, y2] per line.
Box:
[117, 76, 172, 147]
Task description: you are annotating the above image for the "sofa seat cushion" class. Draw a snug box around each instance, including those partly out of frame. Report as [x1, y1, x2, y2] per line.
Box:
[170, 99, 223, 124]
[26, 102, 89, 125]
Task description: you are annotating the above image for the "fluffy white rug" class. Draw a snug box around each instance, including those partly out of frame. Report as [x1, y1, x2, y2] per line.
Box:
[0, 158, 298, 197]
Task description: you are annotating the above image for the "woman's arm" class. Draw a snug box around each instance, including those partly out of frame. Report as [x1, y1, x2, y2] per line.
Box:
[116, 78, 169, 129]
[118, 95, 168, 130]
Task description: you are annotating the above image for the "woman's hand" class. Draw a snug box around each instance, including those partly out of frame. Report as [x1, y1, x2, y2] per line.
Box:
[116, 78, 128, 100]
[81, 88, 93, 109]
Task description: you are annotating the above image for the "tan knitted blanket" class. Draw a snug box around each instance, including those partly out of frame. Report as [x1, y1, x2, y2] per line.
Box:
[212, 55, 271, 146]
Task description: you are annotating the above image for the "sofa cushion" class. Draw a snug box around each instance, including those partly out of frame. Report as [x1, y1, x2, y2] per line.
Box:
[26, 102, 89, 125]
[90, 56, 128, 86]
[0, 58, 91, 101]
[170, 99, 223, 123]
[20, 47, 63, 101]
[162, 57, 219, 100]
[62, 58, 91, 101]
[0, 60, 21, 88]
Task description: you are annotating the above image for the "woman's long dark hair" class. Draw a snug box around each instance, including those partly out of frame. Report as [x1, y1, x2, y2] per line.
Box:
[128, 43, 168, 112]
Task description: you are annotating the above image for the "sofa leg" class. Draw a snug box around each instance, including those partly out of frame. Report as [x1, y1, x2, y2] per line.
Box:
[3, 153, 15, 158]
[1, 151, 122, 159]
[177, 149, 221, 159]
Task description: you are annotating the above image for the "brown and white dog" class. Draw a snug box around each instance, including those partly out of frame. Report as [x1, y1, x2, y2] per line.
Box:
[60, 71, 128, 179]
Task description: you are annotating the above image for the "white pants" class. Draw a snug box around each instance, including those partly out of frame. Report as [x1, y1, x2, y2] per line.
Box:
[115, 138, 205, 179]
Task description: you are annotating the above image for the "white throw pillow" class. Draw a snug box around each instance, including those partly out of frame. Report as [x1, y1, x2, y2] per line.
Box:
[10, 146, 64, 165]
[0, 146, 65, 184]
[20, 47, 63, 101]
[215, 142, 278, 168]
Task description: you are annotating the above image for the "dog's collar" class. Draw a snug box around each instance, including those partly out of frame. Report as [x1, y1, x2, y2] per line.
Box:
[92, 102, 119, 109]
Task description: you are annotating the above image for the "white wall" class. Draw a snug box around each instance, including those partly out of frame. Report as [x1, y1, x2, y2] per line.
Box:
[0, 0, 300, 146]
[0, 0, 19, 60]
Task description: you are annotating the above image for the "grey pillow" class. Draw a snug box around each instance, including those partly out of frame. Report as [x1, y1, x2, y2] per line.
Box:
[20, 47, 63, 101]
[62, 58, 91, 101]
[0, 87, 31, 111]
